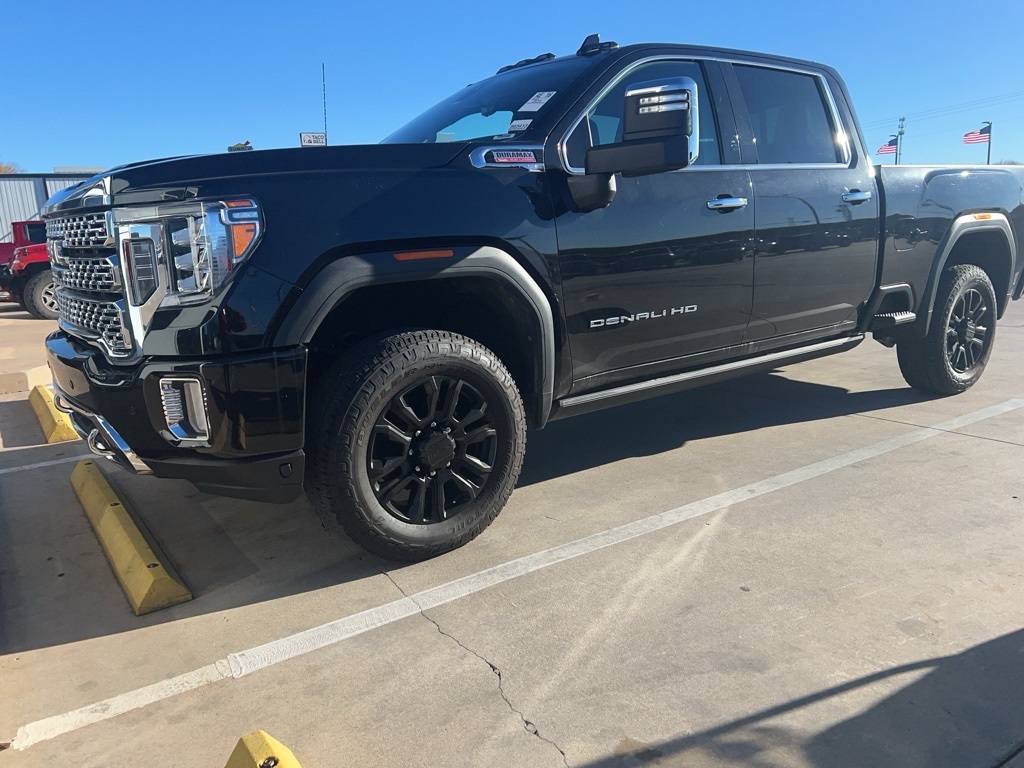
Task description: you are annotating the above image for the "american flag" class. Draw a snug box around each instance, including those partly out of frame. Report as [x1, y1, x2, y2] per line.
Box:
[963, 124, 991, 144]
[877, 138, 898, 155]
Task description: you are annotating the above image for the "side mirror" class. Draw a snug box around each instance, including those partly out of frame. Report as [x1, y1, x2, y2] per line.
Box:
[585, 76, 700, 178]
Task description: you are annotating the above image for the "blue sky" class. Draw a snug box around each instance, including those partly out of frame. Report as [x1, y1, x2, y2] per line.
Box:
[3, 0, 1022, 171]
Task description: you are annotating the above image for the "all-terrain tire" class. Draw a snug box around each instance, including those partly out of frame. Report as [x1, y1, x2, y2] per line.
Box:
[23, 270, 59, 320]
[896, 264, 997, 395]
[306, 330, 526, 562]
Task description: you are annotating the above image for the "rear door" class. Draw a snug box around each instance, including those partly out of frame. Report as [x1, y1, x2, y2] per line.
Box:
[726, 63, 879, 341]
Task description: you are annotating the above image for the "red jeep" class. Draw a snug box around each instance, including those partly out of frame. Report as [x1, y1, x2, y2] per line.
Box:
[0, 220, 57, 319]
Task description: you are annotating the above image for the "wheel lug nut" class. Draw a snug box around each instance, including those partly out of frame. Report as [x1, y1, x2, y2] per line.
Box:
[444, 427, 451, 433]
[408, 450, 414, 455]
[415, 430, 421, 436]
[430, 471, 436, 476]
[446, 462, 451, 467]
[430, 422, 437, 428]
[415, 466, 421, 472]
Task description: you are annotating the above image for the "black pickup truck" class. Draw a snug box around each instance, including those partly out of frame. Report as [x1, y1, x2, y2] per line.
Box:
[44, 36, 1024, 560]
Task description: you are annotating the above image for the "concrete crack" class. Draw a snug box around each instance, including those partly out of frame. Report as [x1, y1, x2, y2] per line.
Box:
[379, 569, 569, 767]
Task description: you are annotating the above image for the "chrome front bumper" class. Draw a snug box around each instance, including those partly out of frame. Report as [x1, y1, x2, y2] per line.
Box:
[52, 384, 152, 475]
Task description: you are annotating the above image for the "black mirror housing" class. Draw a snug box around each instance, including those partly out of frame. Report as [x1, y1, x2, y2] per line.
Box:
[584, 76, 700, 178]
[586, 135, 692, 179]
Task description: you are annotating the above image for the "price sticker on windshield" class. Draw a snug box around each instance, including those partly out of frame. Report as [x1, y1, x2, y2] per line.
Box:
[518, 92, 556, 112]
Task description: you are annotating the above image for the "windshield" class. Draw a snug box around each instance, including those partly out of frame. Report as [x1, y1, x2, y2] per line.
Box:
[383, 57, 594, 144]
[25, 222, 46, 244]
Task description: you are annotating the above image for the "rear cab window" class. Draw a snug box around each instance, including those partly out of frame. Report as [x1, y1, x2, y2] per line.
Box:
[732, 64, 845, 165]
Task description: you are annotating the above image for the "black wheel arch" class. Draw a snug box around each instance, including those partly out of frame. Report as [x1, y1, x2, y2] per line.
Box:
[274, 245, 558, 429]
[912, 213, 1017, 337]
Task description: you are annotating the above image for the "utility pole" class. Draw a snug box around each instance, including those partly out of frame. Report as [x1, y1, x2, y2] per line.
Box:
[322, 63, 328, 143]
[985, 121, 992, 165]
[896, 116, 906, 165]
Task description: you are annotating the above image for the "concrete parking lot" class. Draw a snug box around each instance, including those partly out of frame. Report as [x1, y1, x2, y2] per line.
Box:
[3, 303, 1024, 767]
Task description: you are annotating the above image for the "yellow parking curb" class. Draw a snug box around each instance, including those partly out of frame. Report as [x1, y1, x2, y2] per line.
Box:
[71, 460, 192, 615]
[225, 730, 302, 768]
[28, 385, 78, 443]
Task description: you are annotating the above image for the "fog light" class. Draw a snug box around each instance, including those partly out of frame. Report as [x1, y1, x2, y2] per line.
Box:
[159, 377, 210, 447]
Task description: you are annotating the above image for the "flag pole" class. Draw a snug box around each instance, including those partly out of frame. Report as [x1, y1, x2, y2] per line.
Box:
[985, 121, 992, 165]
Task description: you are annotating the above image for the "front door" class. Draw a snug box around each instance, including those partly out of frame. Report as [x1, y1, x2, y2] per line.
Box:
[554, 58, 755, 392]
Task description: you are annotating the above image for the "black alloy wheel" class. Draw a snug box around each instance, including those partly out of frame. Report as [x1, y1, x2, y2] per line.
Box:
[945, 287, 991, 374]
[368, 375, 498, 525]
[306, 330, 526, 562]
[897, 264, 998, 395]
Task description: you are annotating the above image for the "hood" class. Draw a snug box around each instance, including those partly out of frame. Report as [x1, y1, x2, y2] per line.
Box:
[43, 143, 470, 215]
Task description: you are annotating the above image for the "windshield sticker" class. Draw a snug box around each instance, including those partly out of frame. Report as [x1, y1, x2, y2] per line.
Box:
[491, 150, 538, 164]
[508, 119, 533, 132]
[518, 92, 556, 112]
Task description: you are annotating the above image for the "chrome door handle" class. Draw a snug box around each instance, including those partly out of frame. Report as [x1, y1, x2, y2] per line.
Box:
[707, 196, 748, 211]
[842, 190, 873, 204]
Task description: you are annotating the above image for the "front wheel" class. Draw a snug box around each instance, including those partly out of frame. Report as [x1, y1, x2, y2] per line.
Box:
[23, 270, 59, 320]
[307, 330, 526, 562]
[897, 264, 997, 395]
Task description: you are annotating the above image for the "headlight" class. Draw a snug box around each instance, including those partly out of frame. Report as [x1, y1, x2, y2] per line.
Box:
[114, 198, 262, 308]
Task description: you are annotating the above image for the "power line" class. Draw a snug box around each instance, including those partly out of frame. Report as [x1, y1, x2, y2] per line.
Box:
[861, 89, 1024, 129]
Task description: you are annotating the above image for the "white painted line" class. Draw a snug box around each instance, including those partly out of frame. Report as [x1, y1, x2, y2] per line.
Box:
[12, 664, 231, 751]
[0, 454, 92, 476]
[12, 398, 1023, 750]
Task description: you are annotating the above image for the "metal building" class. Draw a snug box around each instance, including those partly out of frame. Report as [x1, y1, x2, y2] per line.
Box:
[0, 173, 95, 242]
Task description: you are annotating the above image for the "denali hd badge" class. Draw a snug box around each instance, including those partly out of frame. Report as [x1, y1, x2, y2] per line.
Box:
[590, 305, 697, 329]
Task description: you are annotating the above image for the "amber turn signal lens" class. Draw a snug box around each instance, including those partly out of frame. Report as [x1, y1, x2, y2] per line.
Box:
[230, 223, 258, 259]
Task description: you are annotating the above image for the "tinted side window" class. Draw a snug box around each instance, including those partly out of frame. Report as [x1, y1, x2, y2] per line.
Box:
[733, 65, 841, 165]
[566, 60, 721, 169]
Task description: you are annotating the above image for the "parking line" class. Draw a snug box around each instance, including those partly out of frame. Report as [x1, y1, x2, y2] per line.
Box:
[11, 398, 1024, 750]
[0, 454, 91, 476]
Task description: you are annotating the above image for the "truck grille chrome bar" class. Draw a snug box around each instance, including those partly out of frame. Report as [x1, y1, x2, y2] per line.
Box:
[55, 291, 132, 357]
[47, 211, 132, 359]
[45, 213, 111, 248]
[51, 256, 120, 292]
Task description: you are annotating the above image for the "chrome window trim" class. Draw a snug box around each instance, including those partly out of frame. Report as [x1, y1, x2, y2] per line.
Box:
[558, 55, 853, 175]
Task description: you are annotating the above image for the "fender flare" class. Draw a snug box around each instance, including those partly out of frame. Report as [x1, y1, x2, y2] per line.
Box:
[916, 213, 1017, 333]
[274, 245, 556, 427]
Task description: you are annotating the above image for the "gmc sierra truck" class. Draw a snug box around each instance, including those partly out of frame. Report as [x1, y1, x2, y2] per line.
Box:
[43, 36, 1024, 561]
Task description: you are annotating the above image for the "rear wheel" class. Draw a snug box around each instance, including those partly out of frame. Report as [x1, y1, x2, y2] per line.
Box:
[307, 330, 526, 561]
[23, 270, 59, 320]
[897, 264, 997, 395]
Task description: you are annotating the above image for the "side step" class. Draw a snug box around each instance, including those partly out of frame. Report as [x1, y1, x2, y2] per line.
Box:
[552, 335, 864, 420]
[869, 311, 916, 331]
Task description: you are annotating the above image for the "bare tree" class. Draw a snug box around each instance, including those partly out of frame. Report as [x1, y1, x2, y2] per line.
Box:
[0, 160, 23, 173]
[996, 159, 1022, 165]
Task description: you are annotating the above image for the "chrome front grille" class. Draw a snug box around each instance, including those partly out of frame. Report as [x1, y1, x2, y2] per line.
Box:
[45, 213, 110, 248]
[52, 257, 119, 292]
[46, 211, 131, 359]
[56, 293, 131, 356]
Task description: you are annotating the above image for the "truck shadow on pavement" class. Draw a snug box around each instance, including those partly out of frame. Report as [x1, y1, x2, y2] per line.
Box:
[0, 398, 47, 448]
[1, 373, 933, 655]
[582, 627, 1024, 768]
[519, 372, 934, 487]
